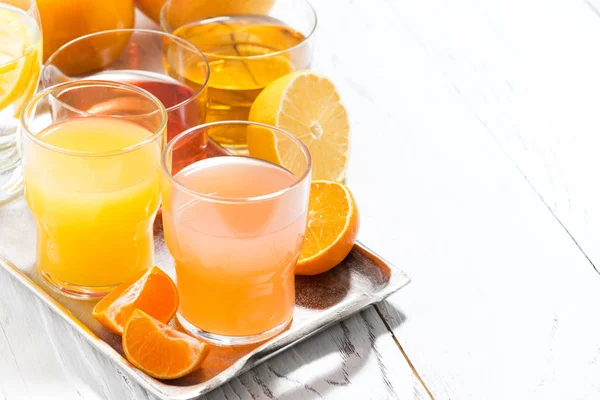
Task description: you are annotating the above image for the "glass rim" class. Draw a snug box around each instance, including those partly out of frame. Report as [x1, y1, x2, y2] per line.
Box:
[162, 120, 312, 204]
[159, 0, 317, 61]
[20, 80, 168, 158]
[0, 1, 40, 69]
[42, 28, 211, 112]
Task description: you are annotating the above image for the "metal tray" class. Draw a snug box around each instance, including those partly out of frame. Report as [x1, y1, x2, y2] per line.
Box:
[0, 182, 409, 399]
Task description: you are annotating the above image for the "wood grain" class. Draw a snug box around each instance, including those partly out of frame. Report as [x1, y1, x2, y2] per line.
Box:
[364, 0, 600, 273]
[307, 0, 600, 398]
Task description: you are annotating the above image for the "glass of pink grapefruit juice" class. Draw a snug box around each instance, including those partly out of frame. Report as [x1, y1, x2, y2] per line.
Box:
[161, 121, 311, 345]
[20, 81, 167, 298]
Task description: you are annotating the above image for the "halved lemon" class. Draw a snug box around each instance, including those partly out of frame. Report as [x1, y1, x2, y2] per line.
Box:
[248, 70, 350, 181]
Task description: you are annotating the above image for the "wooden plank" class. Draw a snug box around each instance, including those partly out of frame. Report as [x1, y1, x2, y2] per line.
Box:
[364, 0, 600, 270]
[203, 307, 429, 400]
[308, 0, 600, 398]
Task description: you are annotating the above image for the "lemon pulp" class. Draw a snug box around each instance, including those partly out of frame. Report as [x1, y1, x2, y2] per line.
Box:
[0, 4, 41, 116]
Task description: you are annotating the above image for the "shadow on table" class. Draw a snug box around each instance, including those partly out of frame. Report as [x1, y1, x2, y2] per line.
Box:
[227, 300, 408, 400]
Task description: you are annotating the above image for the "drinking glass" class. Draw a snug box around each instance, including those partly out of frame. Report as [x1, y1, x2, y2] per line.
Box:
[43, 29, 210, 143]
[20, 81, 167, 298]
[161, 0, 316, 152]
[0, 0, 41, 204]
[161, 121, 312, 344]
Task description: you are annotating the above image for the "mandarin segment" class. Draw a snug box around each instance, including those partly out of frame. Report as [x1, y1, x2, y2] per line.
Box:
[123, 309, 208, 380]
[92, 266, 178, 335]
[296, 181, 359, 275]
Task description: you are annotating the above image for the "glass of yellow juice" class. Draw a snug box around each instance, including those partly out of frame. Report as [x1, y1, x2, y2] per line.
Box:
[161, 121, 312, 345]
[20, 81, 167, 298]
[160, 0, 316, 153]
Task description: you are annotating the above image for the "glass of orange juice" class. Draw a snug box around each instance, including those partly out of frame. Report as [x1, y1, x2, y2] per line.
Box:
[161, 121, 312, 345]
[20, 81, 167, 298]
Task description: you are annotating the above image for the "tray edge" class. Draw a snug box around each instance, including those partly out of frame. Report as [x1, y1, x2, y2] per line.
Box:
[0, 244, 410, 400]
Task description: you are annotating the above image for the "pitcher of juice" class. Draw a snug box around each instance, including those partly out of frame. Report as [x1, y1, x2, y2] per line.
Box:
[37, 0, 134, 61]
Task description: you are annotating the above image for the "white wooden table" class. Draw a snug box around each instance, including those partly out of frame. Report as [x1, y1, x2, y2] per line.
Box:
[5, 0, 600, 398]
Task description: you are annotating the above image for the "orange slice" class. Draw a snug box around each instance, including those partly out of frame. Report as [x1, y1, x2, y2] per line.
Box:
[248, 70, 350, 181]
[296, 181, 359, 275]
[123, 309, 208, 380]
[92, 266, 178, 335]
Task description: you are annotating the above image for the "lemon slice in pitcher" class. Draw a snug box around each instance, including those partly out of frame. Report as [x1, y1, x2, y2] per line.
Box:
[0, 4, 41, 114]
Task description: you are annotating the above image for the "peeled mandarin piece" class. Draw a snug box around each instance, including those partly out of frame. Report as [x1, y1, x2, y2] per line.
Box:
[296, 180, 359, 275]
[248, 70, 350, 181]
[123, 309, 208, 380]
[92, 266, 178, 335]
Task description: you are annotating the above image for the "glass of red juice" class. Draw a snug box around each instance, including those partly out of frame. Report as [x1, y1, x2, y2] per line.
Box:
[41, 29, 211, 150]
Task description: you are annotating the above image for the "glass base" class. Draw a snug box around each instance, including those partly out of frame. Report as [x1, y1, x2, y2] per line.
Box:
[0, 164, 23, 205]
[40, 270, 118, 300]
[176, 313, 291, 346]
[0, 153, 23, 205]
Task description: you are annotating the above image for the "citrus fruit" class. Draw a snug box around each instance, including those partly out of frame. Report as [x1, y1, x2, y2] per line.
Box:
[248, 70, 350, 181]
[296, 181, 359, 275]
[0, 5, 41, 114]
[123, 309, 208, 380]
[92, 266, 178, 335]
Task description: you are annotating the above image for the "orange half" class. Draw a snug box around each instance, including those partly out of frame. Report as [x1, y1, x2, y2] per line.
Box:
[296, 181, 359, 275]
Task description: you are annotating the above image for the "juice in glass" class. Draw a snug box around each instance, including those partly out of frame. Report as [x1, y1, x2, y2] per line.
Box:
[21, 82, 166, 298]
[161, 122, 311, 344]
[163, 0, 316, 150]
[42, 30, 211, 143]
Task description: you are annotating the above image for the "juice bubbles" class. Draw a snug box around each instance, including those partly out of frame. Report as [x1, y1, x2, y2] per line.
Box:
[24, 117, 162, 295]
[162, 157, 310, 342]
[37, 0, 134, 61]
